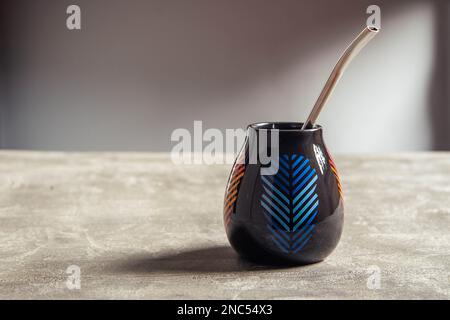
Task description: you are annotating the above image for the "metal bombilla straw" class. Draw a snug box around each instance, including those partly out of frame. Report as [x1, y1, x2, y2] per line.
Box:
[302, 26, 380, 130]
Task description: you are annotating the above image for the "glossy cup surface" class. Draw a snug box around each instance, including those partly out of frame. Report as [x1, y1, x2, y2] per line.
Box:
[224, 122, 344, 265]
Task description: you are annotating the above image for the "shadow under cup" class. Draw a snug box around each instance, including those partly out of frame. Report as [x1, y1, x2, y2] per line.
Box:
[223, 122, 344, 265]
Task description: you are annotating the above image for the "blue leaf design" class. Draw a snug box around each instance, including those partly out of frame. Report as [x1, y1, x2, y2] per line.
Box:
[260, 154, 319, 254]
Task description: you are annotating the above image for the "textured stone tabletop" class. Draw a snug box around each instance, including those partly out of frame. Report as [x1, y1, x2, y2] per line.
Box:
[0, 151, 448, 299]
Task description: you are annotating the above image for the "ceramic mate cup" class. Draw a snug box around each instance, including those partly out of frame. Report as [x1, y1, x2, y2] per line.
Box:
[223, 122, 344, 265]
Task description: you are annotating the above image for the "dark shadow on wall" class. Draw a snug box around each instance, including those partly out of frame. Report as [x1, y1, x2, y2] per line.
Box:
[429, 0, 450, 150]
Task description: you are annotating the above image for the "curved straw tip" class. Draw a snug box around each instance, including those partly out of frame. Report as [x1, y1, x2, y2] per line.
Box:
[367, 25, 380, 33]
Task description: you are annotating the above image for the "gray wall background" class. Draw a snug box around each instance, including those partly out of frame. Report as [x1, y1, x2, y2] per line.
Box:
[1, 0, 449, 152]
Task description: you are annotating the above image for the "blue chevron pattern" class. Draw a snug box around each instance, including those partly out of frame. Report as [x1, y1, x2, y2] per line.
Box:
[260, 154, 319, 254]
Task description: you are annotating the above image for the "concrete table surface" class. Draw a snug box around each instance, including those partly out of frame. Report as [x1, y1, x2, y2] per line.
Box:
[0, 151, 448, 299]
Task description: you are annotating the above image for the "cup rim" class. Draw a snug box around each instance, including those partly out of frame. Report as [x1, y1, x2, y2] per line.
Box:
[248, 122, 322, 132]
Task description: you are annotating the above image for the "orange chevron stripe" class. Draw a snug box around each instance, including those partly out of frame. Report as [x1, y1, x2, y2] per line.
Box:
[225, 195, 237, 210]
[329, 158, 338, 169]
[227, 171, 245, 191]
[224, 185, 239, 222]
[228, 169, 243, 184]
[231, 164, 245, 175]
[328, 159, 343, 200]
[330, 166, 341, 182]
[224, 149, 247, 229]
[225, 188, 238, 203]
[329, 164, 339, 177]
[229, 166, 244, 181]
[325, 147, 343, 200]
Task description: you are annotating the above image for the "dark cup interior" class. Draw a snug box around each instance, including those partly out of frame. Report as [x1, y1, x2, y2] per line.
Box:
[249, 122, 321, 131]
